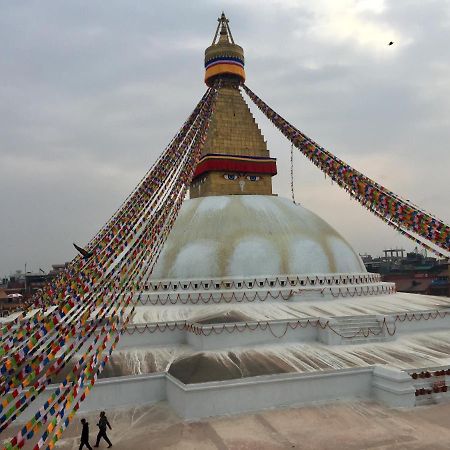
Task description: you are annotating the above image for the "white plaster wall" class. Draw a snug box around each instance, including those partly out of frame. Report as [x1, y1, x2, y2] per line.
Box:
[80, 374, 166, 412]
[118, 327, 185, 350]
[16, 374, 166, 424]
[186, 321, 319, 351]
[372, 365, 415, 408]
[117, 311, 450, 352]
[166, 368, 373, 420]
[378, 313, 450, 337]
[16, 365, 423, 424]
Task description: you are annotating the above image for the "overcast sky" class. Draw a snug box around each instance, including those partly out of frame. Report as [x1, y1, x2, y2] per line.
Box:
[1, 0, 449, 277]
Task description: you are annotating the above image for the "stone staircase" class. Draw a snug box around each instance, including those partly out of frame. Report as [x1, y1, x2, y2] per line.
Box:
[333, 315, 391, 345]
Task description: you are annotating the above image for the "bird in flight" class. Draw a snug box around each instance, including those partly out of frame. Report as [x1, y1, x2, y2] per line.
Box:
[388, 41, 394, 46]
[73, 243, 94, 259]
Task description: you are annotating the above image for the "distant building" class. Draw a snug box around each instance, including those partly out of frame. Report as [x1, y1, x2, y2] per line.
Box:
[0, 263, 68, 315]
[0, 289, 26, 317]
[361, 249, 449, 296]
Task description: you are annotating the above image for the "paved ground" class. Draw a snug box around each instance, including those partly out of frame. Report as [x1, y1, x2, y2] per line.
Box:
[5, 400, 450, 449]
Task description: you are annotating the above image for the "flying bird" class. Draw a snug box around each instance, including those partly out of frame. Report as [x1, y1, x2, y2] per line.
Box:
[73, 243, 94, 259]
[388, 41, 394, 46]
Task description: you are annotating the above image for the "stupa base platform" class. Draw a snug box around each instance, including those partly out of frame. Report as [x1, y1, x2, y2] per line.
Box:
[14, 288, 450, 424]
[92, 290, 450, 419]
[16, 328, 450, 423]
[18, 360, 450, 424]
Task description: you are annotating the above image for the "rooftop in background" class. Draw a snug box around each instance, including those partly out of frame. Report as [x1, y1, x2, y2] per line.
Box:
[361, 249, 449, 296]
[0, 263, 69, 314]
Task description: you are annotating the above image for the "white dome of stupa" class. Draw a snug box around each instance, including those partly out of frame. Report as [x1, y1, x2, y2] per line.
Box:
[151, 195, 366, 279]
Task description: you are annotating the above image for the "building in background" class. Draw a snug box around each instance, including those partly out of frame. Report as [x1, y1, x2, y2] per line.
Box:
[0, 264, 67, 315]
[361, 249, 449, 296]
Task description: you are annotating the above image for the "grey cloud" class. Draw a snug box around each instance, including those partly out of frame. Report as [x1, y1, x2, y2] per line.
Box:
[0, 0, 449, 275]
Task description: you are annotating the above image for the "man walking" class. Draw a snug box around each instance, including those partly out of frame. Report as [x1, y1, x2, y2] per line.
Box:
[79, 418, 93, 450]
[94, 411, 112, 448]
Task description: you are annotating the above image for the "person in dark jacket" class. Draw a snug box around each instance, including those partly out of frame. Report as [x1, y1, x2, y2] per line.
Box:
[94, 411, 112, 448]
[79, 418, 93, 450]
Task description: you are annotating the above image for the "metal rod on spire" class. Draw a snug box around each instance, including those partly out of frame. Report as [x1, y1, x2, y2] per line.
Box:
[212, 18, 221, 44]
[211, 12, 235, 44]
[224, 14, 235, 44]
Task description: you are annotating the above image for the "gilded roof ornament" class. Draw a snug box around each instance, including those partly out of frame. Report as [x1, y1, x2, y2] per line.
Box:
[204, 12, 245, 86]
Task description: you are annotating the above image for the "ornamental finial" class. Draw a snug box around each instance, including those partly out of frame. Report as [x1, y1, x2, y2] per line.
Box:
[212, 12, 234, 45]
[204, 13, 244, 86]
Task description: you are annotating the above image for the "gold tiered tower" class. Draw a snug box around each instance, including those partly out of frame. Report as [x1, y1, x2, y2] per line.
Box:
[190, 13, 277, 198]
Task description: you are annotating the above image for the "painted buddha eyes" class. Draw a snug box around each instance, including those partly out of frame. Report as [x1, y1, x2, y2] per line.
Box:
[224, 174, 260, 181]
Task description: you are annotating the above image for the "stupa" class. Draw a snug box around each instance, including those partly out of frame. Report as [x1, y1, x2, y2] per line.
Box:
[45, 14, 450, 421]
[151, 13, 364, 281]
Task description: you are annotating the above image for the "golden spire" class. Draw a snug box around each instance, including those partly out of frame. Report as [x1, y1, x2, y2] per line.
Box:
[191, 14, 277, 198]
